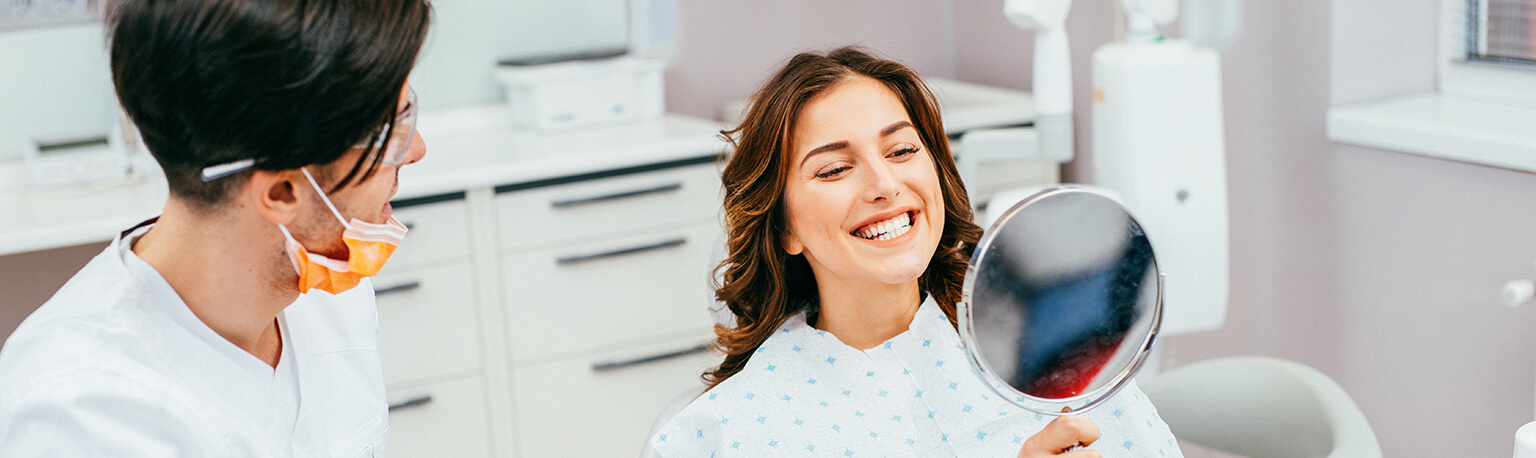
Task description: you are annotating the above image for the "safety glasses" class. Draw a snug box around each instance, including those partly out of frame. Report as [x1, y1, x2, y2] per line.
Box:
[201, 88, 418, 182]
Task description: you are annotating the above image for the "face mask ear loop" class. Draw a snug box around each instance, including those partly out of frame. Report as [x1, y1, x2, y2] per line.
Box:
[301, 167, 350, 226]
[276, 224, 303, 274]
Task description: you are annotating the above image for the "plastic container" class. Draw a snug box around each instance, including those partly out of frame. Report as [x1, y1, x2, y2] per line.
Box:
[494, 56, 665, 131]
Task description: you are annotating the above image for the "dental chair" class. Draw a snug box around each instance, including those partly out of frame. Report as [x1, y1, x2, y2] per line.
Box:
[1140, 356, 1382, 458]
[639, 384, 706, 457]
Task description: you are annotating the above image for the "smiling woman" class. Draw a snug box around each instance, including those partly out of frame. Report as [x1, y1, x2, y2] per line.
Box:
[649, 47, 1183, 457]
[706, 47, 979, 380]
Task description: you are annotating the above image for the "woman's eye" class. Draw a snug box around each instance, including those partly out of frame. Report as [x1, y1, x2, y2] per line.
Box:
[815, 165, 851, 179]
[890, 146, 920, 158]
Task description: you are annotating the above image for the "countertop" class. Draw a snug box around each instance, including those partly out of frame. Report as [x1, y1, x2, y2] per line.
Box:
[0, 111, 728, 256]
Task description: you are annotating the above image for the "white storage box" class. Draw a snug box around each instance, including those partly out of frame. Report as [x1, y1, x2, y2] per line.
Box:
[494, 57, 666, 131]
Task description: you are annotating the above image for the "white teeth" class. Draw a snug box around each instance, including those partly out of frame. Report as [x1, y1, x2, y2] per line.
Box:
[854, 212, 915, 240]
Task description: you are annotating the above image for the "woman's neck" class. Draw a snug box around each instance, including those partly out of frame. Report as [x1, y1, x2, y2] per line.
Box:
[812, 278, 922, 351]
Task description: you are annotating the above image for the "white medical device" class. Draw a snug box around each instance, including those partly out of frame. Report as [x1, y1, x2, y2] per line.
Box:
[23, 126, 135, 190]
[993, 0, 1232, 336]
[1090, 0, 1229, 336]
[492, 0, 674, 131]
[495, 57, 666, 131]
[1003, 0, 1075, 161]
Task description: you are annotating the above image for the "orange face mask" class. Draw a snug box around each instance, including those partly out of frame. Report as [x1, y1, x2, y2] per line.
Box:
[278, 168, 409, 295]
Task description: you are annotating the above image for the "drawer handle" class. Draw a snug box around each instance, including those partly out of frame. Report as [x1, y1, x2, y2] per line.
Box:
[556, 237, 686, 265]
[374, 280, 422, 296]
[591, 342, 711, 372]
[550, 182, 683, 209]
[387, 395, 433, 411]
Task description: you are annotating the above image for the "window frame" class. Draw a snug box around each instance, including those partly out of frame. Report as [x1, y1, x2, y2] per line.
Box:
[1438, 0, 1536, 106]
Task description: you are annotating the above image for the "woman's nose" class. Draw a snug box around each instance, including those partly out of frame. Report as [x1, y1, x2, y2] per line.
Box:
[862, 160, 901, 202]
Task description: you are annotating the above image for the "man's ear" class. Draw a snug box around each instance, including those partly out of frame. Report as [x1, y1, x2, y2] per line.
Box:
[247, 169, 302, 226]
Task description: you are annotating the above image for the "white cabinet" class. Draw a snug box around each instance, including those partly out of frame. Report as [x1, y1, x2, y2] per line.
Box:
[375, 262, 481, 386]
[499, 223, 719, 362]
[494, 164, 722, 252]
[375, 197, 499, 457]
[495, 161, 721, 456]
[384, 376, 495, 458]
[511, 334, 719, 458]
[378, 157, 724, 457]
[387, 198, 474, 267]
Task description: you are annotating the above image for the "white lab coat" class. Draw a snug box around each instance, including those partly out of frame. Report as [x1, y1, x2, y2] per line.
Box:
[0, 223, 389, 457]
[651, 296, 1183, 457]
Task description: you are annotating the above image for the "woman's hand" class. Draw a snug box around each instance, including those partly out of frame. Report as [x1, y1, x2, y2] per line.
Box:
[1017, 415, 1101, 457]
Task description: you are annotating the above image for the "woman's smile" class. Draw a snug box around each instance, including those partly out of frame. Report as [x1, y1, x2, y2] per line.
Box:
[852, 209, 917, 242]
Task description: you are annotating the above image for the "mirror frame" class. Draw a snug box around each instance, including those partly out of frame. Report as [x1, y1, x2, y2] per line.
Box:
[958, 186, 1164, 415]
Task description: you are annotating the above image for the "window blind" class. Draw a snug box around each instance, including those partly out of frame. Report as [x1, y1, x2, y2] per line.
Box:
[1468, 0, 1536, 64]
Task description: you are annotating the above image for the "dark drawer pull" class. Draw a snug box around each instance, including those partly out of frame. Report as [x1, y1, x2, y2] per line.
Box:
[550, 182, 683, 209]
[387, 395, 433, 411]
[591, 343, 711, 372]
[401, 220, 417, 231]
[556, 237, 686, 265]
[374, 280, 422, 296]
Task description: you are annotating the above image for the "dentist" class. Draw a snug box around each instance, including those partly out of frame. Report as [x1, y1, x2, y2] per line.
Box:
[0, 0, 430, 456]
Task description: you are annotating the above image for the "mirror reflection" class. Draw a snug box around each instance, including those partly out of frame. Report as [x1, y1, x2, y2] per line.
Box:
[962, 187, 1161, 413]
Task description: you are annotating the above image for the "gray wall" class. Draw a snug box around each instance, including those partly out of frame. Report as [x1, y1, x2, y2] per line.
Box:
[663, 0, 957, 119]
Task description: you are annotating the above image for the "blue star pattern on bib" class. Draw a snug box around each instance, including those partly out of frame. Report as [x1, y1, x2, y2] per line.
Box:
[652, 297, 1183, 457]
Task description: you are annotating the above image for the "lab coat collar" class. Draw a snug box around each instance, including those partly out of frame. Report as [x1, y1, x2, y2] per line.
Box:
[114, 222, 289, 436]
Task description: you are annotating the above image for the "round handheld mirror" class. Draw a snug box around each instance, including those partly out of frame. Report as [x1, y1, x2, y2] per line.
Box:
[959, 186, 1162, 415]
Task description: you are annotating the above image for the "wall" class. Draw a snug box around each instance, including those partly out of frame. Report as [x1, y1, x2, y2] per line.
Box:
[0, 24, 118, 163]
[413, 0, 965, 120]
[1326, 0, 1536, 454]
[1147, 0, 1536, 456]
[663, 0, 956, 119]
[0, 243, 104, 346]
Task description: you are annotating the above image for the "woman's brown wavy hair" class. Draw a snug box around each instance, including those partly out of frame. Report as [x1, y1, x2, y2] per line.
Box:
[705, 47, 982, 388]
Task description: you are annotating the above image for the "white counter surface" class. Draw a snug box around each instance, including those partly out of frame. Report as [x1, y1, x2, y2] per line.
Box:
[1, 78, 1035, 257]
[0, 109, 727, 257]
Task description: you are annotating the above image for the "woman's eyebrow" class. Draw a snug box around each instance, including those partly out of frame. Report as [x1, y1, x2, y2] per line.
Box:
[799, 121, 914, 168]
[800, 141, 849, 168]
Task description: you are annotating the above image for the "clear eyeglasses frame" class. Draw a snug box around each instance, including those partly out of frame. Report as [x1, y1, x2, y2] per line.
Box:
[200, 88, 418, 182]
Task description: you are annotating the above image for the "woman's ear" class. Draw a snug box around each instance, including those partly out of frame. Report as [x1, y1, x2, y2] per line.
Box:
[247, 169, 302, 226]
[782, 230, 804, 256]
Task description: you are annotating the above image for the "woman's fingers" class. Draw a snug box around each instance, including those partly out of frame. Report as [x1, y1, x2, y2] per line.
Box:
[1018, 415, 1101, 457]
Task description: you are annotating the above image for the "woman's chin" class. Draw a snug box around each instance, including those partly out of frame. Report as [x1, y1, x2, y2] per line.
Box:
[865, 263, 930, 286]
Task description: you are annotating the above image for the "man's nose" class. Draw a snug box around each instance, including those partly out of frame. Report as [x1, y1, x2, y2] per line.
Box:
[402, 131, 426, 166]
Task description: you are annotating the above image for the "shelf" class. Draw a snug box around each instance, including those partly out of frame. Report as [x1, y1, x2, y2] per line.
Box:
[1326, 92, 1536, 171]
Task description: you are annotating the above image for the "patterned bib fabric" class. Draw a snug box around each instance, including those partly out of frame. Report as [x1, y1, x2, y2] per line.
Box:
[652, 297, 1183, 457]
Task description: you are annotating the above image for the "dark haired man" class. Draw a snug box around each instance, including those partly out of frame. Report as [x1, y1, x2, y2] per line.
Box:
[0, 0, 431, 455]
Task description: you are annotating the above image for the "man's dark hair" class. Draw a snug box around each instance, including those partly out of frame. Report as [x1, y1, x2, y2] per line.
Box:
[106, 0, 432, 209]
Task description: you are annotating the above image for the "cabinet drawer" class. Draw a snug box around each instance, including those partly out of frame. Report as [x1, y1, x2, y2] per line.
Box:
[375, 263, 481, 386]
[384, 376, 493, 458]
[388, 198, 472, 268]
[512, 336, 718, 458]
[501, 223, 719, 362]
[494, 164, 720, 252]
